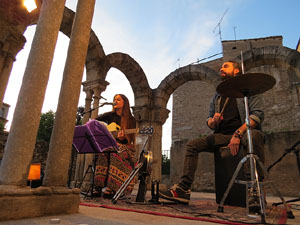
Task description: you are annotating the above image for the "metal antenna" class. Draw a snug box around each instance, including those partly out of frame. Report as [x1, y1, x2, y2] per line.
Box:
[213, 8, 229, 42]
[233, 26, 237, 40]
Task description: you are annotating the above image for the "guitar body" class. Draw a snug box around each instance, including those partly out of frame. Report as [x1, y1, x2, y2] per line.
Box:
[107, 122, 121, 132]
[106, 122, 139, 137]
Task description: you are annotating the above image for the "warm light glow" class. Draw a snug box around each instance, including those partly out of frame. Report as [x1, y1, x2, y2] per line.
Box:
[145, 151, 153, 164]
[23, 0, 37, 13]
[28, 163, 41, 180]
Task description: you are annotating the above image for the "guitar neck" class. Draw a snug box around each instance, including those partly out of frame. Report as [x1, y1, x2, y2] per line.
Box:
[110, 128, 139, 137]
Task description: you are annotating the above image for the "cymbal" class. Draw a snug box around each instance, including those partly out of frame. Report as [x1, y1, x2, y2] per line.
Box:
[216, 73, 276, 98]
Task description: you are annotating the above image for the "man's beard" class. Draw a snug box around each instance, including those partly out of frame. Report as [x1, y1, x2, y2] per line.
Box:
[221, 75, 230, 81]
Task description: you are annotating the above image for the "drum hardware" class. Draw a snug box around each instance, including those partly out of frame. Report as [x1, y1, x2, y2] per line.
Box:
[216, 71, 294, 223]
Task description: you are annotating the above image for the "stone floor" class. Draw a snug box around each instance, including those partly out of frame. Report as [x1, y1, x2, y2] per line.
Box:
[0, 189, 299, 225]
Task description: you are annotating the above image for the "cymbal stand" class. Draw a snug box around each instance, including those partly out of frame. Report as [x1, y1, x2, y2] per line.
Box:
[217, 91, 269, 223]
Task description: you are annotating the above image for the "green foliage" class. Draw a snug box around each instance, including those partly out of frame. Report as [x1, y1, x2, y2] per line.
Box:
[36, 110, 55, 142]
[161, 154, 170, 175]
[36, 107, 85, 142]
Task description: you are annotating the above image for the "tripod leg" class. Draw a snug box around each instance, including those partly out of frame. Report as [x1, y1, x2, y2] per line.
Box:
[250, 155, 266, 223]
[79, 165, 94, 196]
[111, 163, 143, 204]
[218, 155, 247, 212]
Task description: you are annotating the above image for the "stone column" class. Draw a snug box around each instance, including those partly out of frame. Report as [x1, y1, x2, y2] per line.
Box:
[91, 88, 101, 119]
[150, 107, 170, 182]
[43, 0, 96, 186]
[83, 89, 93, 123]
[0, 0, 66, 186]
[131, 104, 170, 183]
[82, 84, 108, 183]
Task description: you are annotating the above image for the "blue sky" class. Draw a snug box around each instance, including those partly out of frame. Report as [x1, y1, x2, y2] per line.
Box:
[4, 0, 299, 150]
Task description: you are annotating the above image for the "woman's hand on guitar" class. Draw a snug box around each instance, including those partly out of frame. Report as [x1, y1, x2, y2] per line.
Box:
[117, 129, 126, 141]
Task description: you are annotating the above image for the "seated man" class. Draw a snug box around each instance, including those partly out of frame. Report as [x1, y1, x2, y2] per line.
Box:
[159, 61, 265, 205]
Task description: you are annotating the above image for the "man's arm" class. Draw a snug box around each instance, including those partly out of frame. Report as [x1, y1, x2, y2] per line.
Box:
[228, 95, 264, 156]
[206, 93, 219, 129]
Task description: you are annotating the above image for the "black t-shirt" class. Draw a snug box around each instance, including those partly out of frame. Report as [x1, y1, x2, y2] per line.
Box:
[96, 111, 121, 126]
[215, 97, 242, 134]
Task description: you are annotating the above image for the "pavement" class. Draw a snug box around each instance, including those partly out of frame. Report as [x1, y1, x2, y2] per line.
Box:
[0, 188, 299, 225]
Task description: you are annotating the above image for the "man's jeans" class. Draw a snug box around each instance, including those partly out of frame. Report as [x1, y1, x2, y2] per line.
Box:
[178, 130, 265, 190]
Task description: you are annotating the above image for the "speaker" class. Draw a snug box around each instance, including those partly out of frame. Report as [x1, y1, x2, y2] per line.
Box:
[214, 147, 246, 207]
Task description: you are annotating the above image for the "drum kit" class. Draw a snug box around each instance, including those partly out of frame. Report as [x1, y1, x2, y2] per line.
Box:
[216, 72, 295, 223]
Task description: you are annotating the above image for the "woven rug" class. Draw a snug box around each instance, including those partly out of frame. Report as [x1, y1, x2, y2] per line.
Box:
[80, 196, 287, 225]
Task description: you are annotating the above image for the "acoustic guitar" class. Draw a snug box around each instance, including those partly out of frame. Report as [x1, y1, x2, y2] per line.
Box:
[106, 122, 139, 137]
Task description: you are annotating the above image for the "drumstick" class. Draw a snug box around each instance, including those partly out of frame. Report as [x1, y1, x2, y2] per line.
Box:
[220, 97, 229, 115]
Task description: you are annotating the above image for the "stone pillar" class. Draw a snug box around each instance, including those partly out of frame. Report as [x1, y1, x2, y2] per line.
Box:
[131, 104, 170, 182]
[150, 107, 170, 182]
[0, 0, 67, 186]
[82, 83, 108, 184]
[0, 21, 26, 108]
[83, 89, 93, 123]
[91, 88, 101, 119]
[43, 0, 96, 186]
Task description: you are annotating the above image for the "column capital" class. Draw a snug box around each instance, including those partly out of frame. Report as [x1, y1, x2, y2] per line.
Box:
[0, 20, 26, 59]
[131, 105, 152, 122]
[82, 78, 109, 94]
[131, 105, 170, 125]
[152, 107, 170, 124]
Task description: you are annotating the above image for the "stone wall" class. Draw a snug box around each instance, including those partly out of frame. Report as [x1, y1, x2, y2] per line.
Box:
[0, 133, 77, 186]
[264, 131, 300, 196]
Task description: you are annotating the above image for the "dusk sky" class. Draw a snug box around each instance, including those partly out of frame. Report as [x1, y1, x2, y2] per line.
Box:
[4, 0, 299, 150]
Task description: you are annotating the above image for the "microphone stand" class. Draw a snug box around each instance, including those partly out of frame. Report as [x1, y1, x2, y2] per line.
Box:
[267, 140, 300, 207]
[80, 102, 114, 117]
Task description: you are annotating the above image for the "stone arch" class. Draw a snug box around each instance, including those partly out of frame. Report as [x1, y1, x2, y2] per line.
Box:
[155, 64, 219, 109]
[28, 6, 106, 75]
[104, 52, 152, 106]
[59, 7, 106, 74]
[232, 46, 300, 132]
[234, 46, 300, 77]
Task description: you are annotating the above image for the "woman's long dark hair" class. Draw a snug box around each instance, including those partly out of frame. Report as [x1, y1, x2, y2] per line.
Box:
[113, 94, 136, 144]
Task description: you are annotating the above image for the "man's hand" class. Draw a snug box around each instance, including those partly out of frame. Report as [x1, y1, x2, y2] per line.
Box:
[228, 136, 240, 156]
[213, 113, 223, 125]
